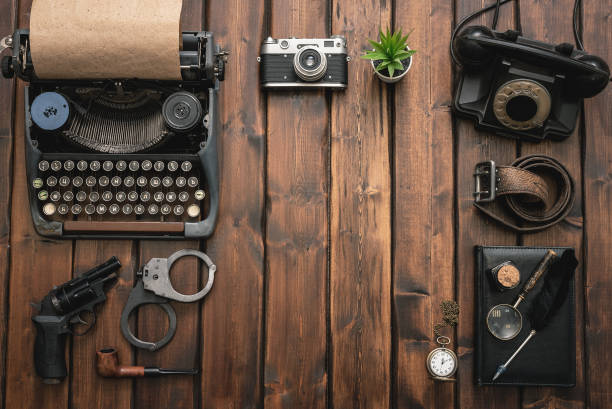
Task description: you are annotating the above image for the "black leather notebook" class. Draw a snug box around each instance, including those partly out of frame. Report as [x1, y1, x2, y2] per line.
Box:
[475, 246, 576, 386]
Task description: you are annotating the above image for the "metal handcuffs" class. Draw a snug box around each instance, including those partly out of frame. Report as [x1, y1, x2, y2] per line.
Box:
[120, 249, 216, 351]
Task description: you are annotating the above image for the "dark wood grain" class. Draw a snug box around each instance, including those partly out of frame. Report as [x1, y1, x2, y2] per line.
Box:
[4, 1, 73, 408]
[582, 2, 612, 409]
[393, 0, 455, 407]
[264, 1, 329, 408]
[201, 0, 265, 408]
[454, 1, 521, 408]
[71, 241, 136, 409]
[329, 0, 391, 408]
[0, 0, 15, 406]
[518, 1, 585, 408]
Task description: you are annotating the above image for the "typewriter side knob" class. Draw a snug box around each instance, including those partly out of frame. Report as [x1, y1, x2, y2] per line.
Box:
[162, 91, 202, 132]
[1, 56, 14, 78]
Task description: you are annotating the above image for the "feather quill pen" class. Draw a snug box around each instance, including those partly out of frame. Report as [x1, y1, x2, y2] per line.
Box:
[492, 249, 578, 381]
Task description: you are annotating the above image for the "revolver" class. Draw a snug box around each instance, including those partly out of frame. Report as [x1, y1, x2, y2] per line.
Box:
[32, 257, 121, 384]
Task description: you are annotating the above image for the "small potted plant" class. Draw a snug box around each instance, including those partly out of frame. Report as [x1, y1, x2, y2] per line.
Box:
[361, 28, 416, 83]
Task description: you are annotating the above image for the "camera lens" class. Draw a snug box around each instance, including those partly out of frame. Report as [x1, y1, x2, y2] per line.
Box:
[493, 79, 551, 131]
[294, 47, 327, 82]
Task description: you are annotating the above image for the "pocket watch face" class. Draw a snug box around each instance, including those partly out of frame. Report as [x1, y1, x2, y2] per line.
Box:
[427, 348, 457, 378]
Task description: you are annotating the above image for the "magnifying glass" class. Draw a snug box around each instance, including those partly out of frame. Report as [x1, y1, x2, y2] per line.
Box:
[486, 250, 557, 340]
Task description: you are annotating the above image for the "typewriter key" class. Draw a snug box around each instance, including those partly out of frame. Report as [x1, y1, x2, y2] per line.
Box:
[76, 191, 87, 202]
[124, 176, 135, 187]
[46, 176, 57, 187]
[38, 190, 49, 201]
[39, 160, 50, 172]
[148, 204, 159, 215]
[134, 204, 145, 215]
[168, 161, 179, 172]
[102, 191, 113, 202]
[122, 204, 133, 215]
[178, 191, 189, 202]
[85, 176, 96, 187]
[154, 161, 165, 172]
[43, 202, 56, 216]
[115, 192, 126, 202]
[128, 191, 138, 202]
[116, 160, 127, 172]
[175, 176, 187, 188]
[109, 204, 120, 215]
[64, 160, 75, 171]
[50, 191, 61, 202]
[96, 204, 107, 215]
[51, 160, 62, 172]
[71, 204, 82, 215]
[129, 161, 140, 172]
[181, 161, 193, 172]
[194, 190, 206, 201]
[187, 204, 200, 218]
[99, 176, 110, 187]
[187, 177, 198, 188]
[59, 176, 70, 187]
[63, 191, 74, 202]
[111, 176, 122, 187]
[137, 176, 148, 187]
[140, 191, 151, 202]
[57, 204, 69, 215]
[77, 160, 88, 171]
[103, 161, 114, 172]
[89, 191, 100, 202]
[161, 204, 172, 215]
[166, 192, 177, 202]
[90, 161, 101, 172]
[150, 177, 161, 188]
[72, 176, 83, 187]
[141, 160, 153, 171]
[173, 205, 184, 216]
[32, 178, 44, 189]
[154, 192, 164, 202]
[162, 176, 173, 187]
[84, 204, 96, 215]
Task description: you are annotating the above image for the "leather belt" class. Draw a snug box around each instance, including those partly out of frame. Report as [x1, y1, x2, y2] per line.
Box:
[473, 155, 575, 233]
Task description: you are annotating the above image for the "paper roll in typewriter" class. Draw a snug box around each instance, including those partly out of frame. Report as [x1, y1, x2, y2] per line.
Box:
[0, 0, 227, 239]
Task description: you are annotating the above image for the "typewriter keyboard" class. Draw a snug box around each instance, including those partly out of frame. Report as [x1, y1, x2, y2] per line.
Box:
[32, 159, 205, 221]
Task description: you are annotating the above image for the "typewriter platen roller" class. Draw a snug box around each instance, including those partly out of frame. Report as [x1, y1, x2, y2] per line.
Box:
[1, 30, 227, 239]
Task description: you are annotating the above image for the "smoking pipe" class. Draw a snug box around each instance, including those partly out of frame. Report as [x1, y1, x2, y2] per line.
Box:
[96, 347, 198, 378]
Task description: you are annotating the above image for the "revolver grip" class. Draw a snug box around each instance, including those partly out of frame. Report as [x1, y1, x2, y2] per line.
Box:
[33, 316, 68, 383]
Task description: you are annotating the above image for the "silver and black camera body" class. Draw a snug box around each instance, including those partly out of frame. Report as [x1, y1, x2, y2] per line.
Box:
[259, 36, 349, 89]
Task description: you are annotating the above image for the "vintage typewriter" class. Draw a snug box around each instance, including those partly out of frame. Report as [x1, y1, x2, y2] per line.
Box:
[1, 30, 226, 239]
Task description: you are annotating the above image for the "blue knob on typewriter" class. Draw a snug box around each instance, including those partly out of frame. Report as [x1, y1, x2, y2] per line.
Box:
[30, 92, 71, 131]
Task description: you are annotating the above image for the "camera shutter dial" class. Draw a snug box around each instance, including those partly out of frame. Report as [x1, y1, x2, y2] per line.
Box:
[293, 47, 327, 82]
[493, 80, 551, 131]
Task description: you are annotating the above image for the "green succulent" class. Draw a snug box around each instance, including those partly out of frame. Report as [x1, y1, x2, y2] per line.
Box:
[361, 28, 416, 78]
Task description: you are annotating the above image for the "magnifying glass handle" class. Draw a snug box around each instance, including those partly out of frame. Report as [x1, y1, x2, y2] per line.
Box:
[514, 250, 557, 307]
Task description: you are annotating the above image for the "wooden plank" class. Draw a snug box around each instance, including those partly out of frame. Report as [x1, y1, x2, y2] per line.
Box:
[0, 0, 16, 406]
[392, 0, 455, 407]
[71, 241, 136, 409]
[200, 1, 265, 408]
[329, 0, 391, 408]
[518, 1, 586, 408]
[264, 1, 328, 407]
[134, 2, 203, 408]
[454, 1, 521, 408]
[4, 1, 73, 408]
[582, 1, 612, 408]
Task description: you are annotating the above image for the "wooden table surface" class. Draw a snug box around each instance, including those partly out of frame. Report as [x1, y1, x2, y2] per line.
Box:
[1, 0, 611, 408]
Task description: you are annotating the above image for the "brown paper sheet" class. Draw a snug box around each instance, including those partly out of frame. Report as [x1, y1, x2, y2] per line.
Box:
[30, 0, 183, 80]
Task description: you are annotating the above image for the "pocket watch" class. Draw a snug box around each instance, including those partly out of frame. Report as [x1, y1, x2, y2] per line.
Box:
[426, 336, 458, 381]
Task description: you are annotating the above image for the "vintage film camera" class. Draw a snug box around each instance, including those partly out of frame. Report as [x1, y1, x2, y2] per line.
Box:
[1, 29, 227, 239]
[259, 36, 349, 89]
[452, 26, 610, 141]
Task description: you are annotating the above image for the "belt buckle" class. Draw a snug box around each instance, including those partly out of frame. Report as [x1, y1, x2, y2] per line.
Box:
[473, 160, 497, 203]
